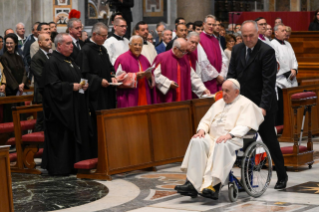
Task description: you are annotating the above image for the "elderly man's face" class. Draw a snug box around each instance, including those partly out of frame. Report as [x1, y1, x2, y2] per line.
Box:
[256, 19, 267, 34]
[187, 36, 199, 52]
[242, 23, 259, 48]
[275, 25, 287, 40]
[204, 18, 215, 34]
[162, 30, 172, 44]
[129, 38, 143, 57]
[236, 36, 242, 44]
[58, 35, 74, 57]
[176, 24, 188, 39]
[147, 33, 153, 43]
[222, 80, 239, 104]
[16, 24, 25, 37]
[92, 28, 108, 45]
[235, 25, 241, 32]
[69, 21, 82, 39]
[173, 39, 187, 58]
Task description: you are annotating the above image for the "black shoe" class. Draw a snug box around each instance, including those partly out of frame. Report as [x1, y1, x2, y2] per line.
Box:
[274, 176, 288, 189]
[174, 181, 198, 197]
[200, 183, 221, 200]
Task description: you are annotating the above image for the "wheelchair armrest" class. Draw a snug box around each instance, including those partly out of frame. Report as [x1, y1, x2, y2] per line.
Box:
[242, 129, 257, 151]
[242, 129, 256, 139]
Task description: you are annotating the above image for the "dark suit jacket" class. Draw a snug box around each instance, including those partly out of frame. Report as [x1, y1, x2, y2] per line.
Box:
[117, 0, 134, 23]
[165, 37, 177, 51]
[31, 49, 49, 103]
[155, 42, 166, 54]
[23, 35, 36, 66]
[220, 36, 226, 50]
[227, 39, 277, 114]
[70, 39, 84, 62]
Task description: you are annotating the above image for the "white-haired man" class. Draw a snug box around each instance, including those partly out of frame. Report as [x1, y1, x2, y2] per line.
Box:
[103, 18, 129, 65]
[41, 33, 92, 176]
[198, 15, 229, 94]
[153, 38, 209, 103]
[271, 24, 298, 125]
[114, 35, 154, 108]
[16, 22, 26, 48]
[175, 79, 264, 199]
[155, 29, 172, 54]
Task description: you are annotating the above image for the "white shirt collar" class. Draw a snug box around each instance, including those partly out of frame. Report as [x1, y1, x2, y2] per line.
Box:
[16, 34, 25, 41]
[90, 38, 97, 44]
[203, 30, 214, 36]
[33, 35, 38, 41]
[163, 42, 167, 47]
[40, 48, 49, 58]
[70, 34, 78, 44]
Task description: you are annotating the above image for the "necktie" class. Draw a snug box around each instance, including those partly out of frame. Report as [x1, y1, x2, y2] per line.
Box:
[246, 48, 251, 63]
[76, 40, 80, 49]
[47, 53, 52, 58]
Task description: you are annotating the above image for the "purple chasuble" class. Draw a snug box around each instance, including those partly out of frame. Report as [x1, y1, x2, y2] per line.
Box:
[114, 50, 152, 108]
[152, 50, 192, 103]
[199, 32, 222, 94]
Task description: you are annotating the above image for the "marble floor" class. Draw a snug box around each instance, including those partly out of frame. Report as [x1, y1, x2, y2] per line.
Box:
[12, 140, 319, 212]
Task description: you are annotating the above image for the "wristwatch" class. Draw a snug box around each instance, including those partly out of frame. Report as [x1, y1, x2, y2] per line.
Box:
[229, 133, 235, 138]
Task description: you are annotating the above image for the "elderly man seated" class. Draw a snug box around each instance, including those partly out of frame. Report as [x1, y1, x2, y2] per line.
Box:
[175, 79, 264, 199]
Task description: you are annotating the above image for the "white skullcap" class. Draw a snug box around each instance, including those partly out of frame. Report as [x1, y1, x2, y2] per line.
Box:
[226, 78, 240, 90]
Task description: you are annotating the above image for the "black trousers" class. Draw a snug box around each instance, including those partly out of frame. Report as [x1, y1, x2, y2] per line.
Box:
[35, 111, 44, 132]
[258, 112, 287, 180]
[275, 87, 284, 126]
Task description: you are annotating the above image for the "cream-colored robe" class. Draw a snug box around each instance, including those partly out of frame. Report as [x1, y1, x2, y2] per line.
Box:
[141, 41, 157, 64]
[181, 95, 264, 192]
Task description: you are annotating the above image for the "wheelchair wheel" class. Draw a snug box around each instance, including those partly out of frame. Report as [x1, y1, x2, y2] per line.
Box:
[228, 183, 238, 202]
[241, 141, 272, 198]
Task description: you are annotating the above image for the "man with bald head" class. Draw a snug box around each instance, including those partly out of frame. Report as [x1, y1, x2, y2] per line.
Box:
[114, 35, 154, 108]
[175, 79, 264, 200]
[153, 38, 209, 103]
[31, 33, 52, 131]
[31, 23, 56, 58]
[165, 23, 188, 51]
[227, 20, 288, 189]
[155, 29, 172, 54]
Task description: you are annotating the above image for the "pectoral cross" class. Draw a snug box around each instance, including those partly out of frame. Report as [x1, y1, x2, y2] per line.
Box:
[64, 59, 73, 68]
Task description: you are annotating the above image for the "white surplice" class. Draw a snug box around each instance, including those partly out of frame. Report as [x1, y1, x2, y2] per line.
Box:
[271, 39, 298, 89]
[196, 43, 228, 83]
[103, 36, 129, 65]
[153, 63, 207, 97]
[141, 41, 158, 64]
[181, 95, 264, 192]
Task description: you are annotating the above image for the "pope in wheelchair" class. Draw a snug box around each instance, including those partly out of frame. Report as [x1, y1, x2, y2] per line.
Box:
[175, 79, 269, 200]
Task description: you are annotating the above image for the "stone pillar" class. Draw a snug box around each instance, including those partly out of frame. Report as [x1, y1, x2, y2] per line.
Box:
[177, 0, 213, 22]
[310, 0, 319, 9]
[290, 0, 301, 11]
[268, 0, 276, 11]
[0, 0, 32, 36]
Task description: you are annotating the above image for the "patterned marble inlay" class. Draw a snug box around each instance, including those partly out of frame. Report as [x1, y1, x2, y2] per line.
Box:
[12, 173, 108, 212]
[281, 181, 319, 195]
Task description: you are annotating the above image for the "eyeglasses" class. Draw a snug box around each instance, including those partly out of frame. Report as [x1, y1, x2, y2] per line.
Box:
[117, 25, 127, 28]
[177, 47, 187, 55]
[258, 23, 267, 26]
[98, 33, 108, 38]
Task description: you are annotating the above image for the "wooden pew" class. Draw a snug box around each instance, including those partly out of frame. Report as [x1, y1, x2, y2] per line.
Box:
[11, 104, 43, 175]
[77, 98, 215, 180]
[0, 145, 14, 212]
[278, 83, 319, 143]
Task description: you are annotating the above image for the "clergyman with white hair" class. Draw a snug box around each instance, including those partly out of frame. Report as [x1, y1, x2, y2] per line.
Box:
[175, 79, 264, 200]
[41, 33, 92, 176]
[153, 38, 209, 103]
[113, 35, 154, 108]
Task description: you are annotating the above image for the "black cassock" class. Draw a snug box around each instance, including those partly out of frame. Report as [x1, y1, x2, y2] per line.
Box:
[76, 40, 116, 111]
[41, 51, 95, 176]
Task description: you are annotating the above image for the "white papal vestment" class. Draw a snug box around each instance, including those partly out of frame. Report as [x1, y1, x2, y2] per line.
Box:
[181, 95, 264, 192]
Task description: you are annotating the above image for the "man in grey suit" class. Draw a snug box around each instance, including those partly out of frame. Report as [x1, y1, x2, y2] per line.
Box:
[31, 33, 52, 131]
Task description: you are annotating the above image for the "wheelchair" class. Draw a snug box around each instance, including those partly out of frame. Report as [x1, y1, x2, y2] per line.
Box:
[227, 130, 272, 202]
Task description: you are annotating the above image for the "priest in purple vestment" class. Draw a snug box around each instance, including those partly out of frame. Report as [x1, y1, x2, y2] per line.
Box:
[199, 15, 229, 94]
[114, 35, 154, 108]
[153, 38, 209, 103]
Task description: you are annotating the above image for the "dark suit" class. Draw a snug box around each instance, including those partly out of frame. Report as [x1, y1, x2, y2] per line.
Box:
[23, 35, 36, 66]
[219, 36, 226, 50]
[70, 39, 84, 62]
[227, 39, 287, 180]
[155, 42, 166, 54]
[31, 49, 49, 131]
[165, 37, 177, 51]
[117, 0, 134, 39]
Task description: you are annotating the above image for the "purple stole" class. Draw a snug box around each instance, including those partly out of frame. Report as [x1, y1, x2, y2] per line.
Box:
[114, 50, 152, 108]
[152, 50, 192, 103]
[200, 32, 222, 94]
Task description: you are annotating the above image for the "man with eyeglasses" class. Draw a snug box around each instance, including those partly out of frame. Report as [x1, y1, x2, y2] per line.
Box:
[235, 24, 241, 33]
[153, 38, 209, 103]
[213, 20, 226, 50]
[255, 17, 272, 47]
[198, 15, 229, 94]
[68, 18, 83, 61]
[103, 18, 129, 65]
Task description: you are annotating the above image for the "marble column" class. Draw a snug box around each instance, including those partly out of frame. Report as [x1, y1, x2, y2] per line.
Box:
[268, 0, 276, 11]
[177, 0, 213, 22]
[0, 0, 32, 36]
[290, 0, 301, 11]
